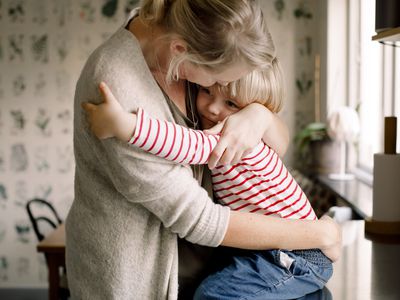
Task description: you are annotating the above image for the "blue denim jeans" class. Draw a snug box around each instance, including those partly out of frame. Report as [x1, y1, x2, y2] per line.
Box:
[193, 249, 333, 300]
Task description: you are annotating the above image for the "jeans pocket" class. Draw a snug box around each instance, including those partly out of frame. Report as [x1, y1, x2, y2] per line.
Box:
[283, 251, 333, 288]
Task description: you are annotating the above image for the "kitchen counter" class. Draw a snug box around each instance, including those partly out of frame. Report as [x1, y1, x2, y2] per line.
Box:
[326, 220, 400, 300]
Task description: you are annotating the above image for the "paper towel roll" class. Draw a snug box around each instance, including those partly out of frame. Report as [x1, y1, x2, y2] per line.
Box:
[373, 154, 400, 222]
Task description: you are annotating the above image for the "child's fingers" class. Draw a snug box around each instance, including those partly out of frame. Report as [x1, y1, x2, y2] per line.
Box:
[81, 102, 97, 112]
[208, 139, 228, 169]
[99, 82, 117, 103]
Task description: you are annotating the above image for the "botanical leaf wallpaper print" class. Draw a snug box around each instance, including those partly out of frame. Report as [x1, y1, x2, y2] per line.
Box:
[30, 0, 48, 25]
[293, 1, 313, 20]
[10, 110, 26, 134]
[12, 75, 26, 97]
[0, 183, 7, 200]
[34, 184, 52, 200]
[0, 183, 7, 209]
[298, 36, 312, 57]
[31, 35, 49, 63]
[52, 0, 73, 27]
[296, 72, 313, 96]
[15, 219, 31, 244]
[34, 146, 50, 172]
[10, 144, 28, 172]
[274, 0, 285, 20]
[8, 34, 24, 62]
[57, 109, 72, 134]
[0, 150, 5, 172]
[7, 0, 25, 24]
[56, 146, 74, 173]
[0, 182, 8, 210]
[0, 221, 6, 242]
[102, 0, 118, 18]
[79, 0, 96, 23]
[35, 108, 52, 136]
[54, 34, 69, 62]
[14, 180, 28, 207]
[17, 257, 30, 278]
[0, 257, 9, 283]
[34, 73, 46, 97]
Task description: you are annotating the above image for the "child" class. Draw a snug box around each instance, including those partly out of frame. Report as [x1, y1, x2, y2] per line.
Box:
[83, 67, 333, 299]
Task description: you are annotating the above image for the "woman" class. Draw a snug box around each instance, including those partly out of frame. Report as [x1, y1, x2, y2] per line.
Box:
[66, 1, 341, 299]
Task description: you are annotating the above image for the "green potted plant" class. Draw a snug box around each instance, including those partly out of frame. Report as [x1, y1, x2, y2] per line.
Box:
[294, 122, 340, 175]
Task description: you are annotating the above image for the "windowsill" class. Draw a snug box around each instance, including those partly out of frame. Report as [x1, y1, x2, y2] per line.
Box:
[316, 175, 372, 219]
[352, 168, 373, 186]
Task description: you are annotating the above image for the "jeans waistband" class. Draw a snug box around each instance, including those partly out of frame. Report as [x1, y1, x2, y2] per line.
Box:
[291, 249, 332, 266]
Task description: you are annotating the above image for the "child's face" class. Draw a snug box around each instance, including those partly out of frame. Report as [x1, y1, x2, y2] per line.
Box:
[196, 85, 242, 129]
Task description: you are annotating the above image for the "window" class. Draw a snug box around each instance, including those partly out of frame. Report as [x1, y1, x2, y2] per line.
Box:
[357, 0, 383, 172]
[325, 0, 399, 182]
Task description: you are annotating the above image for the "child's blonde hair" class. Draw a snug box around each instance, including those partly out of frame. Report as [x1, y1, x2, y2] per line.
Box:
[219, 58, 285, 113]
[140, 0, 276, 81]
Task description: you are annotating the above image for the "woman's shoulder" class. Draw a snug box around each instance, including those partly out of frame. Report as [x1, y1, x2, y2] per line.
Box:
[88, 28, 144, 73]
[77, 28, 152, 96]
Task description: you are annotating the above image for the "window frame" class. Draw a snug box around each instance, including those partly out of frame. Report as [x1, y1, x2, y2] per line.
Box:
[322, 0, 399, 185]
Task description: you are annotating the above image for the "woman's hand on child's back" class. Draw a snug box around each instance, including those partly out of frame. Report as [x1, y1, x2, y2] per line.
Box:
[319, 215, 342, 262]
[82, 82, 136, 142]
[205, 104, 269, 169]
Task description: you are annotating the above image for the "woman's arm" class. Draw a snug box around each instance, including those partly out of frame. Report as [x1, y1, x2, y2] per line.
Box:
[205, 103, 290, 169]
[223, 212, 342, 261]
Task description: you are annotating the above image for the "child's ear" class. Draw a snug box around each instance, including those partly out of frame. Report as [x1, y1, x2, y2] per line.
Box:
[170, 39, 187, 56]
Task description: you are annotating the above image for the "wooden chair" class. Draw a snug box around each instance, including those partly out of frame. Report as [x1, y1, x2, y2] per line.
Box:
[26, 198, 69, 299]
[26, 198, 63, 241]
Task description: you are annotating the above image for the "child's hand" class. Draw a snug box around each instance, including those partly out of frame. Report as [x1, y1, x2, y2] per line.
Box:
[82, 82, 136, 141]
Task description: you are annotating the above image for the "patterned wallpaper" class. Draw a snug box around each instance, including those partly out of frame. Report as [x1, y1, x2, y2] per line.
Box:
[0, 0, 317, 288]
[0, 0, 140, 288]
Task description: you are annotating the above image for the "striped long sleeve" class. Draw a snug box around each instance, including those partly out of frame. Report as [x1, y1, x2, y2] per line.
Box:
[129, 108, 317, 220]
[129, 108, 219, 164]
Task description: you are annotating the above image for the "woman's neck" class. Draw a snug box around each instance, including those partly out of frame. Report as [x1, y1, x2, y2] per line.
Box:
[129, 17, 187, 115]
[128, 17, 169, 72]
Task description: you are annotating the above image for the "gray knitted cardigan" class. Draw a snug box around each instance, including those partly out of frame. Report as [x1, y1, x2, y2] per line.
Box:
[66, 10, 230, 300]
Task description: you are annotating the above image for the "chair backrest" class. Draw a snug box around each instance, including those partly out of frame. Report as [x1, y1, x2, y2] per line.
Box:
[26, 198, 63, 241]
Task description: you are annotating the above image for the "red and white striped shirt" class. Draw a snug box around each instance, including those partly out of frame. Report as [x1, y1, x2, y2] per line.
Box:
[129, 108, 317, 220]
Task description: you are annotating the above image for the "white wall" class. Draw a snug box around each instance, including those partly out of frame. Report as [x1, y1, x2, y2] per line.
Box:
[259, 0, 321, 166]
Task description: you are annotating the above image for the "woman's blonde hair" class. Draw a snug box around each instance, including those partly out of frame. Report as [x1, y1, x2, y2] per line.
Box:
[219, 58, 285, 113]
[140, 0, 277, 81]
